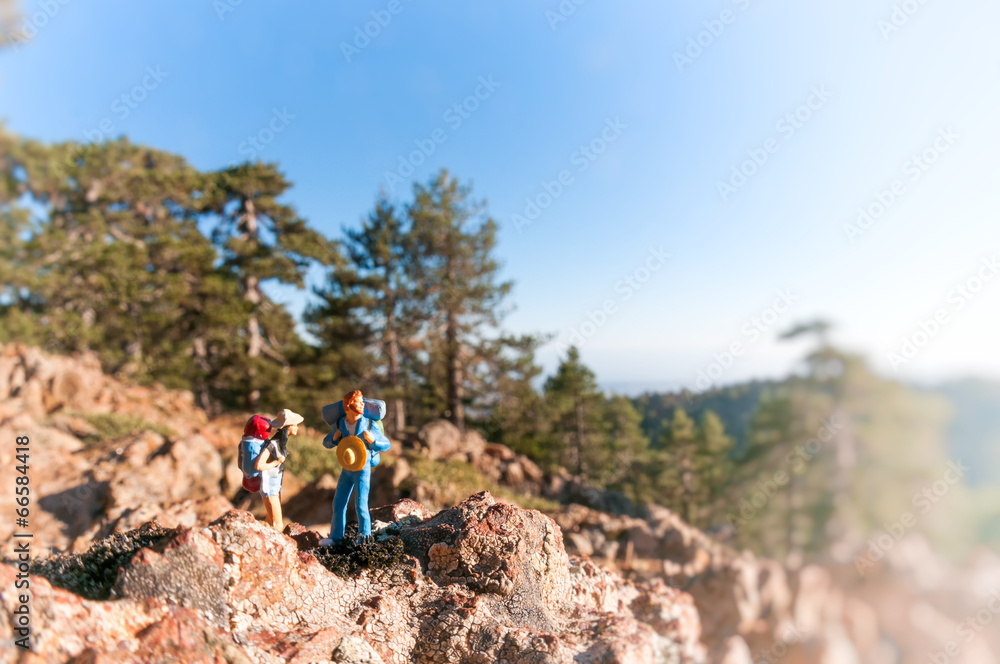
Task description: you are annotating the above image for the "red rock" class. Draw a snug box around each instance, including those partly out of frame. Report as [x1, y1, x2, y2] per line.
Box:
[284, 522, 324, 550]
[370, 498, 430, 524]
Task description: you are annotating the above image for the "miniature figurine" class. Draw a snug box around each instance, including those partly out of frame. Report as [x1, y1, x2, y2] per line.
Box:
[238, 415, 272, 494]
[320, 390, 390, 545]
[255, 408, 303, 531]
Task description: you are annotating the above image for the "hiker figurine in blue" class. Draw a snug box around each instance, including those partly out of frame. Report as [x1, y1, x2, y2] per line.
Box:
[320, 390, 390, 545]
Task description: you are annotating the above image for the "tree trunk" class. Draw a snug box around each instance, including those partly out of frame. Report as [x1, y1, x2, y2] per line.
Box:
[681, 458, 692, 524]
[123, 303, 143, 377]
[246, 310, 261, 410]
[573, 398, 584, 477]
[384, 317, 406, 434]
[241, 199, 262, 410]
[446, 310, 464, 430]
[787, 470, 798, 562]
[193, 336, 212, 413]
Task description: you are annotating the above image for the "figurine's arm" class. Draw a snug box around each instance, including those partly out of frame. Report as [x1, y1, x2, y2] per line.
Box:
[362, 426, 391, 453]
[255, 443, 285, 471]
[322, 427, 343, 449]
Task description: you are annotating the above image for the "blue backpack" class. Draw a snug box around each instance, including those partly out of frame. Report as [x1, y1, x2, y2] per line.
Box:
[321, 398, 386, 426]
[238, 436, 266, 479]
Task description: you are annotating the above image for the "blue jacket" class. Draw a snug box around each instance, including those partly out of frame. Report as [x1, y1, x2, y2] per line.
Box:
[323, 414, 390, 469]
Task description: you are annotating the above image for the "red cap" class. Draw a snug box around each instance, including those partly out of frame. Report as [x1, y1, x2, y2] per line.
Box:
[243, 415, 271, 439]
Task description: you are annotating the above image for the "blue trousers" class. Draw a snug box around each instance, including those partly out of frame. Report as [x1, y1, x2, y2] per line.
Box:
[331, 467, 372, 541]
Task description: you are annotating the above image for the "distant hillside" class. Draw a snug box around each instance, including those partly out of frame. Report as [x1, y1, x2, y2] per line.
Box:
[633, 376, 1000, 488]
[631, 380, 778, 451]
[934, 378, 1000, 486]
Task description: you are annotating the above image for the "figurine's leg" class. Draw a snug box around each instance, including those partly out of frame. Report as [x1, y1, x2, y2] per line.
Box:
[267, 472, 284, 531]
[272, 495, 284, 531]
[262, 494, 274, 527]
[330, 470, 355, 541]
[263, 495, 283, 530]
[354, 468, 372, 539]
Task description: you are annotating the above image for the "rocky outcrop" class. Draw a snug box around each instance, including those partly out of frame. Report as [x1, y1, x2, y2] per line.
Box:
[399, 491, 572, 634]
[0, 344, 233, 554]
[0, 563, 245, 664]
[0, 343, 208, 436]
[2, 344, 998, 664]
[0, 409, 231, 554]
[415, 420, 544, 494]
[4, 494, 708, 663]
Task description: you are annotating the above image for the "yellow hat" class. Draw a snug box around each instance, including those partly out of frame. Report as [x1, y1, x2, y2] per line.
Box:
[337, 435, 367, 472]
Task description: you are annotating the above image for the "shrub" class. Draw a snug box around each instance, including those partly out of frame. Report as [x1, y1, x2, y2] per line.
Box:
[80, 412, 173, 445]
[404, 455, 560, 513]
[283, 433, 341, 484]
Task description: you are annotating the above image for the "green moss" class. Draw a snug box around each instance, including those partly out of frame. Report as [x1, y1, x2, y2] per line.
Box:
[79, 412, 174, 445]
[311, 523, 405, 576]
[283, 433, 342, 484]
[28, 522, 174, 600]
[404, 455, 560, 513]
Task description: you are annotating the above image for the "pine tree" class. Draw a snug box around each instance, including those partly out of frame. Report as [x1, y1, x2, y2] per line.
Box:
[200, 162, 337, 409]
[600, 395, 651, 500]
[0, 135, 265, 411]
[9, 138, 215, 374]
[543, 346, 606, 477]
[307, 195, 419, 434]
[0, 126, 39, 342]
[729, 382, 836, 561]
[405, 170, 519, 430]
[476, 332, 548, 452]
[646, 408, 736, 526]
[662, 409, 698, 522]
[691, 411, 735, 526]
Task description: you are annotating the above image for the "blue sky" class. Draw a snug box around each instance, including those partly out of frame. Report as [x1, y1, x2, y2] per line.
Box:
[2, 0, 998, 393]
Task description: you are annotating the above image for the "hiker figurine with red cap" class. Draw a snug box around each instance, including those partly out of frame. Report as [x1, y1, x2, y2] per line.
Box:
[238, 410, 302, 532]
[320, 390, 390, 545]
[255, 408, 303, 532]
